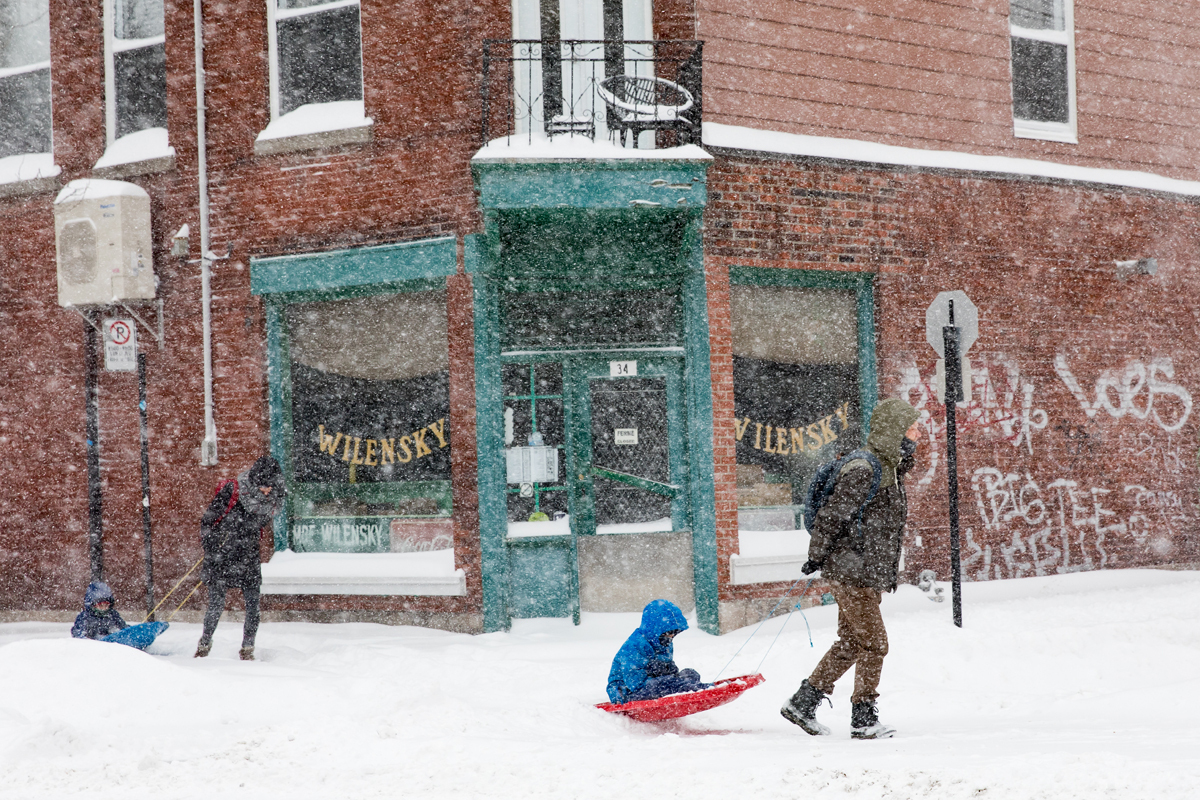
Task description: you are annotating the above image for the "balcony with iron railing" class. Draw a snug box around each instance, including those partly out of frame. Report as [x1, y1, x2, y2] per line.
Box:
[481, 39, 702, 150]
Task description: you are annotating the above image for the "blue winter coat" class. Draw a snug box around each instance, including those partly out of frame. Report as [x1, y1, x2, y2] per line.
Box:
[71, 581, 128, 640]
[606, 600, 690, 703]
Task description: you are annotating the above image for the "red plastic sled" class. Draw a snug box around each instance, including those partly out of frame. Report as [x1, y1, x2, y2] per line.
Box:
[596, 673, 765, 722]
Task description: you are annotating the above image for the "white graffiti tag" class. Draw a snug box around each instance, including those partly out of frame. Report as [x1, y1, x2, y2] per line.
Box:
[1053, 354, 1192, 432]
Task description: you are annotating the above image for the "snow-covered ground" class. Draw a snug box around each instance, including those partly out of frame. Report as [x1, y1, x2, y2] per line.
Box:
[1, 569, 1198, 799]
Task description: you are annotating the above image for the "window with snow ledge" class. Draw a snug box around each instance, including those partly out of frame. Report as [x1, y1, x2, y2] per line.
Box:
[258, 0, 370, 156]
[0, 0, 56, 192]
[1010, 0, 1077, 144]
[96, 0, 173, 177]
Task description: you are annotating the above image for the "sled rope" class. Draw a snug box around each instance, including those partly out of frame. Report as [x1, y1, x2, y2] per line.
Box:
[142, 555, 204, 623]
[167, 580, 205, 621]
[714, 577, 814, 680]
[141, 523, 237, 623]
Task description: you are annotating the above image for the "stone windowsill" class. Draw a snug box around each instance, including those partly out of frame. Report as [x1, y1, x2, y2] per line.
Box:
[0, 174, 59, 198]
[93, 152, 176, 180]
[254, 122, 373, 156]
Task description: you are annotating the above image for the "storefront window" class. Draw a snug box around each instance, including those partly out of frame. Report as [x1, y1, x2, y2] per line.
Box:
[730, 285, 861, 529]
[286, 290, 451, 552]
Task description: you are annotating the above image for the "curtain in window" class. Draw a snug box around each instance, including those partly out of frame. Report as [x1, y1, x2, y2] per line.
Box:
[0, 0, 52, 159]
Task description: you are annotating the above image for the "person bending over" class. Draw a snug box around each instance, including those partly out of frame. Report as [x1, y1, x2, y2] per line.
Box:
[195, 455, 285, 661]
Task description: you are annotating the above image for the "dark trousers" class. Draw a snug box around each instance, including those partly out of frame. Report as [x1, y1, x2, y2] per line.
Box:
[627, 668, 706, 701]
[200, 583, 260, 648]
[808, 582, 888, 705]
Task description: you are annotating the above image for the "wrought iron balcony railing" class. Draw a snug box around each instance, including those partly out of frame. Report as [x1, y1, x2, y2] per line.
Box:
[481, 39, 702, 149]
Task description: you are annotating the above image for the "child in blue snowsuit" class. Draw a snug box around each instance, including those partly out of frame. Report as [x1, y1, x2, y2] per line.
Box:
[71, 581, 128, 640]
[607, 599, 709, 704]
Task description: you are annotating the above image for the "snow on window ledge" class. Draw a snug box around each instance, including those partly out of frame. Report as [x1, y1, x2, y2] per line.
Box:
[0, 152, 60, 197]
[729, 528, 811, 586]
[1013, 119, 1078, 144]
[254, 100, 373, 157]
[94, 128, 176, 179]
[260, 549, 465, 596]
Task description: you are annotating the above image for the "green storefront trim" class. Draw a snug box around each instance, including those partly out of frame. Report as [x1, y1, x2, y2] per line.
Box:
[252, 237, 458, 554]
[471, 155, 718, 634]
[251, 237, 456, 295]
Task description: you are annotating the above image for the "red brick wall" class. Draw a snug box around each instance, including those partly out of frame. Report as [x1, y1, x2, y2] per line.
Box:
[0, 0, 509, 616]
[699, 0, 1200, 182]
[707, 150, 1200, 601]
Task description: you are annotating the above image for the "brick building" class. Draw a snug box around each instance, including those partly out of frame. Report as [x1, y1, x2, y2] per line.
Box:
[0, 0, 1195, 635]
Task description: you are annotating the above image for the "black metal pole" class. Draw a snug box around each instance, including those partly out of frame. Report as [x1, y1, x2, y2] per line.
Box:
[943, 321, 964, 628]
[84, 317, 104, 583]
[138, 353, 155, 620]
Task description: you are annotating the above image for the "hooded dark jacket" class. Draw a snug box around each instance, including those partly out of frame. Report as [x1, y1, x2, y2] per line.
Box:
[71, 581, 128, 639]
[606, 600, 690, 703]
[201, 456, 286, 590]
[806, 398, 920, 592]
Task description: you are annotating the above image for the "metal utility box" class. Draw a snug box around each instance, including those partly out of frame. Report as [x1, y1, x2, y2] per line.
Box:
[55, 179, 155, 307]
[506, 446, 559, 484]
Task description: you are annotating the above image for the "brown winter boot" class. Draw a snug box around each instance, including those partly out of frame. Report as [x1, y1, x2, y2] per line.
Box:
[194, 638, 212, 658]
[239, 646, 255, 661]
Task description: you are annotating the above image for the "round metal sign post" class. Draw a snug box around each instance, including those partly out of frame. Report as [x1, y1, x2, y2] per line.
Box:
[925, 290, 977, 629]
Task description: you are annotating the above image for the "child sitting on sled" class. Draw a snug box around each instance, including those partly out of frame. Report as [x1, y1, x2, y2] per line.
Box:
[71, 581, 128, 640]
[606, 599, 710, 704]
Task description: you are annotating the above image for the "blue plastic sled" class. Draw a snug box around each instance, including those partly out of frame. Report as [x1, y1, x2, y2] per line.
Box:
[102, 621, 169, 650]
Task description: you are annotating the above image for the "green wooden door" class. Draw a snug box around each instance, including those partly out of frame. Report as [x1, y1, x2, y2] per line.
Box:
[566, 356, 694, 612]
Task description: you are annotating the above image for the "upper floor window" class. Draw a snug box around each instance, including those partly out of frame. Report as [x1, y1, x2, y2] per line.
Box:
[1010, 0, 1076, 142]
[106, 0, 167, 143]
[269, 0, 362, 119]
[0, 0, 52, 160]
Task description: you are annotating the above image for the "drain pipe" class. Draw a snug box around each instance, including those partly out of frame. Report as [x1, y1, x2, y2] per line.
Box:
[194, 0, 218, 465]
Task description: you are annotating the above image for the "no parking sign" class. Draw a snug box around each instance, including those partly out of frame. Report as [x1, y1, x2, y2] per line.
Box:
[103, 318, 137, 372]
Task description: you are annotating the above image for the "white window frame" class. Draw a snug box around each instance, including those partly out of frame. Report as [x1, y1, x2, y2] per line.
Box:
[1010, 0, 1078, 144]
[0, 0, 54, 169]
[102, 0, 167, 148]
[257, 0, 370, 155]
[265, 0, 365, 121]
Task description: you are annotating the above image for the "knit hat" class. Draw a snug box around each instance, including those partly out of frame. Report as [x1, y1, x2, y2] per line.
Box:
[248, 455, 283, 489]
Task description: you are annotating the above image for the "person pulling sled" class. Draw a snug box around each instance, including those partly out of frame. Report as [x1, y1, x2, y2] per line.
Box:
[781, 398, 920, 740]
[195, 455, 285, 661]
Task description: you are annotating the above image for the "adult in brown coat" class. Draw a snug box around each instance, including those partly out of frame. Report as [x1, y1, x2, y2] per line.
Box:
[781, 397, 920, 740]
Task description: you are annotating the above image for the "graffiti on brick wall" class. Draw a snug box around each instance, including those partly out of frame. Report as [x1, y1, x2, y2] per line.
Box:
[1053, 354, 1192, 433]
[897, 350, 1196, 578]
[898, 357, 1049, 485]
[964, 467, 1190, 579]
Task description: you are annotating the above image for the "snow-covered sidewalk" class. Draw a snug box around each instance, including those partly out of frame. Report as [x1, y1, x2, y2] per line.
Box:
[1, 569, 1198, 799]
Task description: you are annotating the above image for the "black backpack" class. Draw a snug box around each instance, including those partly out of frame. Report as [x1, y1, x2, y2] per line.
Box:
[802, 449, 883, 539]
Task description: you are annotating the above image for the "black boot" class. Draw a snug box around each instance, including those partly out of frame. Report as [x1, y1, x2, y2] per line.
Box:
[780, 679, 831, 736]
[850, 700, 895, 739]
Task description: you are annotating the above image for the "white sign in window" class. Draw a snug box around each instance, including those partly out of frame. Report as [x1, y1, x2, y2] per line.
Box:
[609, 360, 637, 377]
[614, 428, 639, 445]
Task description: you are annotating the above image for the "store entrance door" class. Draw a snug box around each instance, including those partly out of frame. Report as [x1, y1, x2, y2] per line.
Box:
[566, 356, 693, 612]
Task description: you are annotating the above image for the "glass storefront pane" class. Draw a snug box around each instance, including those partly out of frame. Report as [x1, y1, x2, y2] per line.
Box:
[287, 290, 451, 552]
[730, 285, 861, 528]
